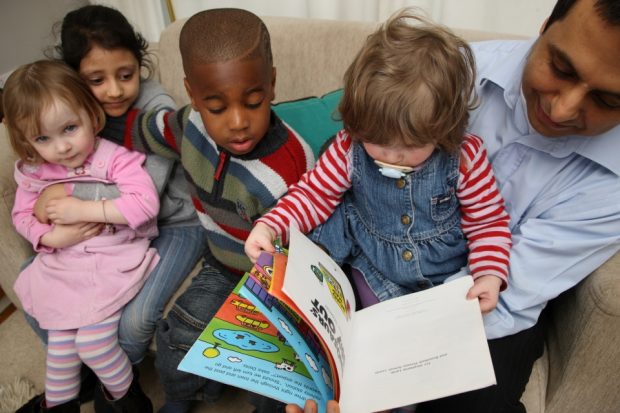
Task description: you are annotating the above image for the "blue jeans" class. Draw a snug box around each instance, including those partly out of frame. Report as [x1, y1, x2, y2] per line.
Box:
[154, 262, 286, 412]
[23, 224, 207, 364]
[119, 224, 207, 363]
[154, 262, 237, 402]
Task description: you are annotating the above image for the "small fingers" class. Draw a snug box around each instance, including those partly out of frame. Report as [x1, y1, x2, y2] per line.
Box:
[285, 404, 302, 413]
[326, 400, 340, 413]
[303, 400, 318, 413]
[479, 296, 498, 314]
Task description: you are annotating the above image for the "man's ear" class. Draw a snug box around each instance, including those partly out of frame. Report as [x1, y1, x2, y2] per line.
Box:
[184, 78, 198, 110]
[270, 67, 277, 102]
[540, 17, 549, 34]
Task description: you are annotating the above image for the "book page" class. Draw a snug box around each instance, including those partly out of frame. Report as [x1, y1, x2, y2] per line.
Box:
[339, 276, 496, 413]
[242, 273, 334, 404]
[282, 226, 358, 393]
[177, 275, 325, 408]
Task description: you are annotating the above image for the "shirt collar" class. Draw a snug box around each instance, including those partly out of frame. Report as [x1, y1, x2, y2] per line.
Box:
[478, 39, 534, 113]
[478, 39, 620, 176]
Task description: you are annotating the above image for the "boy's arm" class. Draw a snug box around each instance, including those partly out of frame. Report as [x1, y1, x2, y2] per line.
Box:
[255, 130, 353, 245]
[101, 106, 187, 161]
[457, 134, 512, 288]
[104, 146, 160, 228]
[71, 154, 173, 201]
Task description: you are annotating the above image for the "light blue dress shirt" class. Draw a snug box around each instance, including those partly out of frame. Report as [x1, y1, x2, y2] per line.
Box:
[468, 39, 620, 339]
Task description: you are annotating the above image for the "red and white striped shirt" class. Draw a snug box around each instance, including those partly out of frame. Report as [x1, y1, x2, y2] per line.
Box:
[259, 130, 512, 285]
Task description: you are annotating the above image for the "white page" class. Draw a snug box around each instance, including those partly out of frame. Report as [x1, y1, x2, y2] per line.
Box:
[283, 226, 358, 386]
[339, 276, 496, 413]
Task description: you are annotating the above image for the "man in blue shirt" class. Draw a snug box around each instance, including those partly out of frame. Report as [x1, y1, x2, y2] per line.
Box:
[288, 0, 620, 412]
[418, 0, 620, 411]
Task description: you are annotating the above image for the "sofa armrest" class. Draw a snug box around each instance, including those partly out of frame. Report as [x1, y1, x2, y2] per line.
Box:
[0, 124, 33, 309]
[545, 251, 620, 413]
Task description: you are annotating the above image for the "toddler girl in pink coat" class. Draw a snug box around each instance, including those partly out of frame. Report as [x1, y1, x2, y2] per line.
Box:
[4, 60, 159, 412]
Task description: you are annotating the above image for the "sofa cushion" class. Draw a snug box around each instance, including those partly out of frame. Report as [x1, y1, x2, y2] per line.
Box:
[0, 124, 33, 309]
[272, 89, 343, 157]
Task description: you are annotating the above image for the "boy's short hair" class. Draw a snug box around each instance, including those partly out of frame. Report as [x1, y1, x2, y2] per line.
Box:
[179, 8, 273, 74]
[339, 8, 477, 153]
[3, 60, 105, 163]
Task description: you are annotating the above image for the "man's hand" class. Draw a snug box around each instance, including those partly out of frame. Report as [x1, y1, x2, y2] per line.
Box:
[245, 222, 277, 262]
[285, 400, 340, 413]
[33, 183, 67, 223]
[40, 222, 104, 249]
[45, 197, 88, 225]
[466, 274, 503, 314]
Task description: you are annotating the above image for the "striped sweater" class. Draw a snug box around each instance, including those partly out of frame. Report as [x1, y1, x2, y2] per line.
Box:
[122, 106, 314, 273]
[258, 130, 512, 284]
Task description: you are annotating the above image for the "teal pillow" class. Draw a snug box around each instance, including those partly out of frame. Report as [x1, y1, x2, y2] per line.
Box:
[272, 89, 343, 157]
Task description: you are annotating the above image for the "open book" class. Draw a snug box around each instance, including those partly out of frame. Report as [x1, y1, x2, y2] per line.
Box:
[178, 227, 496, 413]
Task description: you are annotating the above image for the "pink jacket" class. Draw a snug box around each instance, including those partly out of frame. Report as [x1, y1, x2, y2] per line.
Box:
[12, 139, 160, 329]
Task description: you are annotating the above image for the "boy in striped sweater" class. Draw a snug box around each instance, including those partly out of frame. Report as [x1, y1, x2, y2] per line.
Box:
[106, 8, 314, 413]
[246, 9, 512, 320]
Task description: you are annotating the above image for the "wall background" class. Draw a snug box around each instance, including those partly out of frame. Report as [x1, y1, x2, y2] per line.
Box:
[0, 0, 88, 76]
[104, 0, 557, 42]
[1, 0, 557, 83]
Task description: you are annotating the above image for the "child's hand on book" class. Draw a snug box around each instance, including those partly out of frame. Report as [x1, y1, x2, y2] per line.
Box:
[245, 222, 277, 262]
[285, 399, 340, 413]
[467, 274, 502, 314]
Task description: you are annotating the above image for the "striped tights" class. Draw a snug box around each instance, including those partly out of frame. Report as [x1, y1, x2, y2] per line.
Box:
[45, 311, 132, 407]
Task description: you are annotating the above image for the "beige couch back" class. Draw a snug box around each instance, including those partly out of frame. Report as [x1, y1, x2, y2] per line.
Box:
[155, 17, 378, 106]
[155, 16, 523, 106]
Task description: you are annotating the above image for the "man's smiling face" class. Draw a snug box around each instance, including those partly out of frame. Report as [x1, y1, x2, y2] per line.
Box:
[521, 0, 620, 137]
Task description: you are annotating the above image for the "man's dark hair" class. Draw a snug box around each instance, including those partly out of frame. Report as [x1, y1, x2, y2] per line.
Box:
[545, 0, 620, 31]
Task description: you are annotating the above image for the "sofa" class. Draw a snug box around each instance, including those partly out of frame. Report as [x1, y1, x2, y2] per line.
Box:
[1, 15, 619, 413]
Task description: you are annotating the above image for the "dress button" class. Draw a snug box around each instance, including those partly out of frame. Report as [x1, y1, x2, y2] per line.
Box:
[396, 178, 406, 189]
[402, 250, 413, 261]
[96, 160, 105, 168]
[401, 215, 411, 225]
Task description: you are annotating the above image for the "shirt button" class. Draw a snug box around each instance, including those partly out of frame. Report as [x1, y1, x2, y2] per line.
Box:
[402, 250, 413, 261]
[401, 215, 411, 225]
[96, 160, 105, 168]
[396, 178, 406, 189]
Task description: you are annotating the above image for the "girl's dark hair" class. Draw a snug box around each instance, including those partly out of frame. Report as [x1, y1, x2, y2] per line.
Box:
[54, 5, 153, 77]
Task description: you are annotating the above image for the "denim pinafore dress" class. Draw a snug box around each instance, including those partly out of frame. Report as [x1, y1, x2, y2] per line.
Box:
[311, 142, 467, 302]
